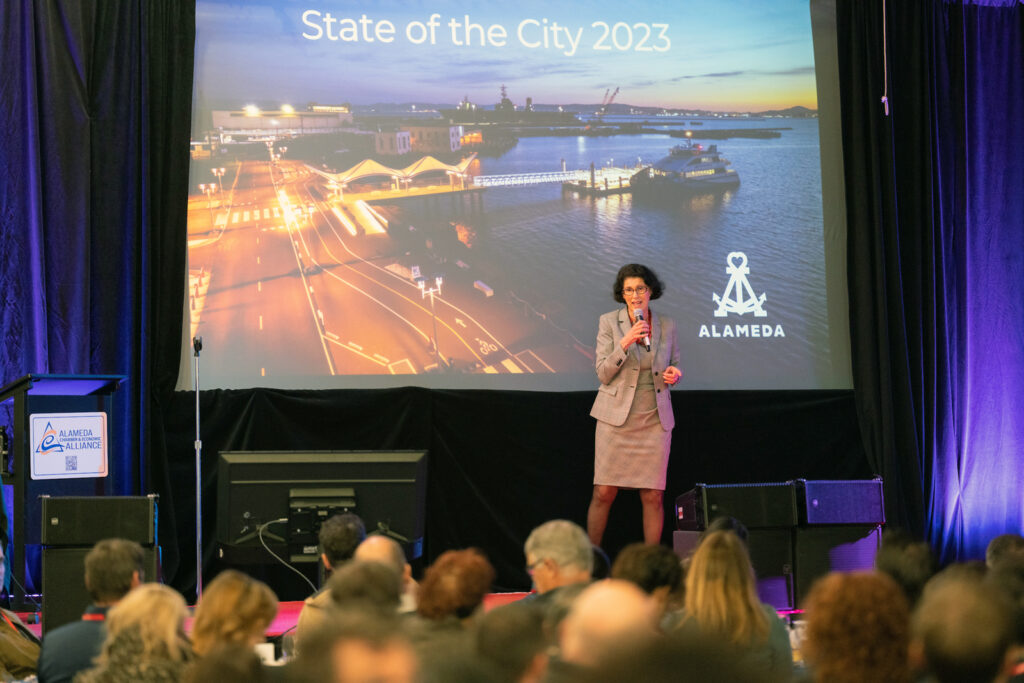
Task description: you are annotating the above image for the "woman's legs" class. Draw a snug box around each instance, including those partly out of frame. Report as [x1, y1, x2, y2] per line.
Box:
[639, 488, 664, 545]
[587, 484, 618, 546]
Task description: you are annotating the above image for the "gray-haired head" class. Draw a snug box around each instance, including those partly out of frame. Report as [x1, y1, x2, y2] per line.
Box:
[524, 520, 594, 573]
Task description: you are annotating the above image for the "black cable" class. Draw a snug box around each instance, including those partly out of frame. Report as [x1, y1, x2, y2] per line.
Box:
[257, 519, 317, 593]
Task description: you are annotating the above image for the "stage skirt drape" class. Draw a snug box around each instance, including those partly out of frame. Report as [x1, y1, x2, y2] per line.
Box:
[159, 387, 868, 594]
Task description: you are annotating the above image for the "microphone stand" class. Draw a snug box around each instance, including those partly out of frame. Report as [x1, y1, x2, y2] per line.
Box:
[192, 336, 203, 600]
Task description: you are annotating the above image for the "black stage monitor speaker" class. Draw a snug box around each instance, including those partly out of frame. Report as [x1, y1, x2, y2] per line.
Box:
[676, 482, 797, 530]
[747, 528, 796, 611]
[41, 545, 160, 633]
[796, 479, 885, 525]
[673, 528, 795, 611]
[40, 495, 160, 634]
[40, 495, 158, 546]
[794, 524, 882, 606]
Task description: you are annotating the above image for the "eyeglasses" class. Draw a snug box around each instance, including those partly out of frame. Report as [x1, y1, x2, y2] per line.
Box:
[526, 558, 547, 574]
[623, 286, 649, 296]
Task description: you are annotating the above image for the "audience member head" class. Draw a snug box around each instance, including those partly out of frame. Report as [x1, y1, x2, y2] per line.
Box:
[417, 548, 495, 621]
[475, 603, 548, 683]
[559, 579, 658, 669]
[911, 569, 1015, 683]
[524, 520, 593, 593]
[802, 571, 911, 683]
[84, 538, 146, 605]
[100, 583, 190, 663]
[939, 559, 990, 582]
[191, 569, 278, 657]
[580, 630, 767, 683]
[419, 640, 508, 683]
[294, 611, 418, 683]
[319, 512, 366, 570]
[986, 533, 1024, 570]
[985, 555, 1024, 646]
[355, 534, 412, 586]
[874, 528, 936, 607]
[683, 529, 768, 646]
[611, 543, 683, 597]
[183, 643, 268, 683]
[328, 559, 403, 614]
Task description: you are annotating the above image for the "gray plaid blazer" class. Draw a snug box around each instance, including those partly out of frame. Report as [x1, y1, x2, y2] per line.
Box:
[589, 308, 680, 429]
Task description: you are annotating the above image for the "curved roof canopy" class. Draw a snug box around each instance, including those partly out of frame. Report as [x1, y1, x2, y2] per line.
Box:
[309, 153, 477, 185]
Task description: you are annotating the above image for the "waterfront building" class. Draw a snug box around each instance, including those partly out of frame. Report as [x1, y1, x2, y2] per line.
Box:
[402, 124, 463, 154]
[375, 130, 412, 156]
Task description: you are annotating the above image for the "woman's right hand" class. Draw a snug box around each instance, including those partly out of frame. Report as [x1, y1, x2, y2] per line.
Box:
[621, 319, 650, 351]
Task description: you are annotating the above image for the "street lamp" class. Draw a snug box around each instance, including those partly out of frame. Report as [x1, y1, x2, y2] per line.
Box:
[417, 274, 444, 369]
[198, 183, 214, 226]
[211, 167, 225, 194]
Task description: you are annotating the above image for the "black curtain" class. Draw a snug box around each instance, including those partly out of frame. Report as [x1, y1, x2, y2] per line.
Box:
[839, 0, 1024, 560]
[160, 388, 867, 595]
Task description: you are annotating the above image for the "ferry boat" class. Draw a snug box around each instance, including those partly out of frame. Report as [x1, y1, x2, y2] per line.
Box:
[630, 139, 739, 194]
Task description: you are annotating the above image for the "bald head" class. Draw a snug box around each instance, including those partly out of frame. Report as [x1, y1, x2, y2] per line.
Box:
[560, 579, 658, 668]
[355, 536, 414, 599]
[355, 535, 407, 574]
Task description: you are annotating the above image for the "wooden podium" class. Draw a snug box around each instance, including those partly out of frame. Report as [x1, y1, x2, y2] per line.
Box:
[0, 374, 126, 610]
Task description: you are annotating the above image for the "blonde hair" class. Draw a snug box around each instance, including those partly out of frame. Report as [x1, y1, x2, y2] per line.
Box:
[101, 583, 190, 663]
[191, 569, 278, 657]
[682, 530, 769, 645]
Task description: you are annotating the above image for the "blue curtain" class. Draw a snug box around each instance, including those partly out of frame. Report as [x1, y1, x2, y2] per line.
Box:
[0, 0, 192, 553]
[840, 0, 1024, 561]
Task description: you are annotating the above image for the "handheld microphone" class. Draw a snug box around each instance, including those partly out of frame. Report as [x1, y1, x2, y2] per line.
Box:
[634, 309, 651, 352]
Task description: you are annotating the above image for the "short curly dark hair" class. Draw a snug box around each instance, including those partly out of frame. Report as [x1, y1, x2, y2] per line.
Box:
[613, 264, 664, 303]
[85, 538, 146, 603]
[319, 512, 366, 567]
[611, 543, 683, 596]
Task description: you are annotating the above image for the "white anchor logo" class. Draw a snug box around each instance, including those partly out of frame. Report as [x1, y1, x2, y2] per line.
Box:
[713, 252, 767, 317]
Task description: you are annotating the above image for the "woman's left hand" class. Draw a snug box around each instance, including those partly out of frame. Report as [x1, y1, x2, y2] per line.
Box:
[663, 365, 682, 385]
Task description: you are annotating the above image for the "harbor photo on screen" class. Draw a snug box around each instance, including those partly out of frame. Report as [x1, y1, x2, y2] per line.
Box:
[185, 0, 850, 391]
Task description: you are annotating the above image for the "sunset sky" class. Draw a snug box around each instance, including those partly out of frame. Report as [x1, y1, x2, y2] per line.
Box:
[195, 0, 819, 113]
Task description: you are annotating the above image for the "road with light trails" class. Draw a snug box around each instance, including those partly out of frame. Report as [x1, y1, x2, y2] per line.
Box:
[187, 157, 593, 379]
[187, 159, 330, 379]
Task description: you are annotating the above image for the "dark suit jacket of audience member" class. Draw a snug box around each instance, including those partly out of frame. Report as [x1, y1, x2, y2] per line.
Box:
[36, 605, 108, 683]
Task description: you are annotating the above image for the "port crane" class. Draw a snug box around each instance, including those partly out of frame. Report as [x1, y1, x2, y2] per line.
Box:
[596, 86, 619, 118]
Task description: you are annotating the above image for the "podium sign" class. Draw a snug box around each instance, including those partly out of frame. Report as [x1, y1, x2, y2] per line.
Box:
[0, 374, 126, 610]
[30, 413, 108, 479]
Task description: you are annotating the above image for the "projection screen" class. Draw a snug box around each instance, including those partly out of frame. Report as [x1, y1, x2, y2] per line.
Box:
[183, 0, 850, 391]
